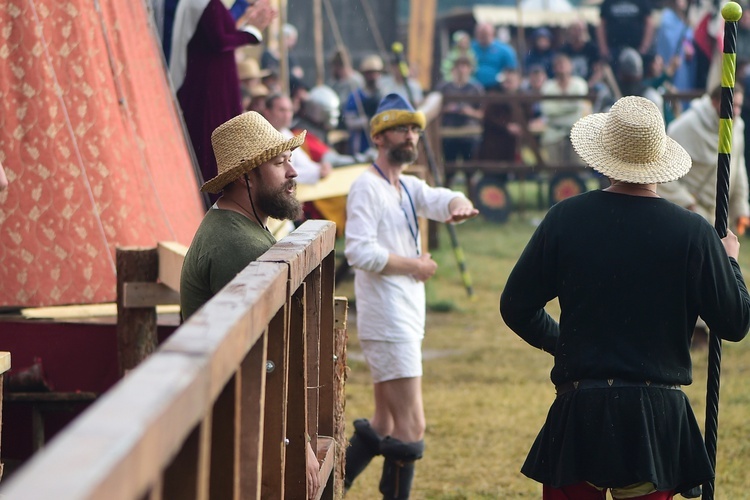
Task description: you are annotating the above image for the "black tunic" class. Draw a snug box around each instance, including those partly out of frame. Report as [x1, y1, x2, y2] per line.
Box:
[500, 190, 750, 493]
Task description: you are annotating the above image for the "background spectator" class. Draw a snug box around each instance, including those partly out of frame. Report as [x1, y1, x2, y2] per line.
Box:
[524, 27, 556, 78]
[265, 93, 332, 184]
[597, 0, 655, 71]
[655, 0, 695, 96]
[441, 30, 477, 83]
[169, 0, 276, 205]
[380, 56, 424, 107]
[246, 83, 270, 114]
[472, 22, 518, 91]
[617, 48, 664, 116]
[438, 56, 484, 171]
[560, 19, 600, 85]
[238, 57, 270, 111]
[343, 54, 384, 154]
[539, 54, 589, 166]
[327, 50, 364, 122]
[478, 69, 524, 179]
[261, 23, 304, 81]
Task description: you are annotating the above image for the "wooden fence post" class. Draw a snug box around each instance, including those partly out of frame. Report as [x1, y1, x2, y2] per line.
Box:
[116, 247, 159, 376]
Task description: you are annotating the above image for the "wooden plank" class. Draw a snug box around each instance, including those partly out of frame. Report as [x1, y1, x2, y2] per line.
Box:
[318, 254, 335, 438]
[314, 436, 336, 500]
[157, 242, 188, 293]
[295, 165, 367, 202]
[0, 353, 214, 499]
[285, 284, 308, 498]
[123, 282, 181, 308]
[0, 219, 342, 499]
[332, 297, 349, 498]
[408, 0, 436, 91]
[0, 352, 10, 375]
[239, 331, 268, 500]
[161, 262, 288, 403]
[19, 303, 180, 320]
[116, 247, 158, 376]
[317, 254, 336, 500]
[258, 220, 337, 291]
[209, 375, 238, 500]
[440, 125, 483, 139]
[4, 392, 97, 403]
[163, 423, 201, 500]
[306, 267, 322, 451]
[261, 303, 289, 500]
[197, 414, 212, 500]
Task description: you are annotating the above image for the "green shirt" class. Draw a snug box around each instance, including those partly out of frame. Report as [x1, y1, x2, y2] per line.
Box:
[180, 209, 276, 320]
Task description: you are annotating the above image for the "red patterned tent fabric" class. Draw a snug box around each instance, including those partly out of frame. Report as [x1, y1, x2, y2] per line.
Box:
[0, 0, 205, 307]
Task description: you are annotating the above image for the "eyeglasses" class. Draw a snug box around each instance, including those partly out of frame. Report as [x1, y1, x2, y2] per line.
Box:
[388, 125, 423, 135]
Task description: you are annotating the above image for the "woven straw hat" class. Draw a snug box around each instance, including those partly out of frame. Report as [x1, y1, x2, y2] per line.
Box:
[202, 112, 306, 194]
[370, 93, 426, 138]
[238, 58, 271, 80]
[359, 54, 384, 73]
[570, 96, 691, 184]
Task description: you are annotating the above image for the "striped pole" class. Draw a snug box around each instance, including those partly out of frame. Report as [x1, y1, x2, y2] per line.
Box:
[703, 3, 742, 499]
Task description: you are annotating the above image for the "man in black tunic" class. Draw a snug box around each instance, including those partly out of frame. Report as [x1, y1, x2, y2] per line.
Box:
[500, 95, 750, 499]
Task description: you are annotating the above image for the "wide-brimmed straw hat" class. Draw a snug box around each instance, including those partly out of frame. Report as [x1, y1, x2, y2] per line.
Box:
[202, 112, 306, 194]
[237, 58, 270, 80]
[570, 96, 691, 184]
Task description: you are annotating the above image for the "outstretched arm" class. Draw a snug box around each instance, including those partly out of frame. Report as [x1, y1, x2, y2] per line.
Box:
[446, 196, 479, 223]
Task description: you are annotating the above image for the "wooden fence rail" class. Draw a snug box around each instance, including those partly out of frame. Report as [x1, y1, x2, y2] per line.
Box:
[0, 220, 346, 500]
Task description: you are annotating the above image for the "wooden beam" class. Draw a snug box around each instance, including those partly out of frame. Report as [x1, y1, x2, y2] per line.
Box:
[239, 330, 268, 498]
[261, 303, 290, 499]
[285, 284, 308, 498]
[409, 0, 436, 91]
[314, 436, 336, 500]
[0, 351, 10, 375]
[294, 165, 368, 202]
[332, 297, 348, 497]
[313, 0, 324, 86]
[123, 282, 181, 308]
[209, 375, 238, 500]
[258, 220, 337, 292]
[116, 247, 158, 376]
[158, 241, 188, 293]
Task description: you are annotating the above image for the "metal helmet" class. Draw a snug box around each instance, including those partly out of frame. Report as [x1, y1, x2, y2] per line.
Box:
[305, 85, 341, 129]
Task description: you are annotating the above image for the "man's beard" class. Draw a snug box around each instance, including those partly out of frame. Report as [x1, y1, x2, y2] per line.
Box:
[255, 179, 302, 221]
[387, 141, 418, 165]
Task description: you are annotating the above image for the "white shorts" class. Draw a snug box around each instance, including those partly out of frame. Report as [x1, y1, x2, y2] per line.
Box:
[359, 339, 423, 383]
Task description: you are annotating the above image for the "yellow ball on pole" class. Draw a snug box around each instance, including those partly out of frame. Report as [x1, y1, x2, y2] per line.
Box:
[722, 1, 743, 22]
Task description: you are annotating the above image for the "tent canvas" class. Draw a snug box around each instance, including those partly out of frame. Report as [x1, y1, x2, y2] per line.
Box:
[473, 1, 600, 27]
[0, 0, 205, 308]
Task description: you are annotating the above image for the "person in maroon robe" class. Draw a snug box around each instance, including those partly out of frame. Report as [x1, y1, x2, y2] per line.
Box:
[170, 0, 275, 205]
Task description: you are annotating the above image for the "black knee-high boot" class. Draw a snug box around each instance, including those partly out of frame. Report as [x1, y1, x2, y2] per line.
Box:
[344, 419, 382, 490]
[379, 437, 424, 500]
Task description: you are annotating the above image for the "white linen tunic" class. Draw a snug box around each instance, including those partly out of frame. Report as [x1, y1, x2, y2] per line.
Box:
[345, 169, 464, 341]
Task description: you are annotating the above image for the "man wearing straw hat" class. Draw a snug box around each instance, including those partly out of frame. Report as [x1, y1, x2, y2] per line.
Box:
[179, 111, 321, 497]
[343, 93, 478, 499]
[500, 95, 750, 499]
[237, 57, 270, 111]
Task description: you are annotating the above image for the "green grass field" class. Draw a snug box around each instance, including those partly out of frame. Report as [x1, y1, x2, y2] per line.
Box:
[336, 195, 750, 499]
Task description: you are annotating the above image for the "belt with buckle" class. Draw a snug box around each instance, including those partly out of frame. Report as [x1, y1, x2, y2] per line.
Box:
[556, 378, 682, 397]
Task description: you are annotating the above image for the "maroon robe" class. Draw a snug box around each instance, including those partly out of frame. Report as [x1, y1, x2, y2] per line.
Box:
[176, 0, 259, 201]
